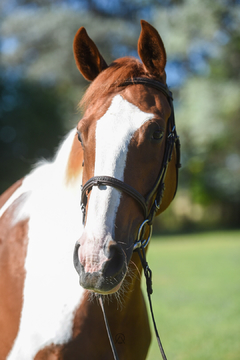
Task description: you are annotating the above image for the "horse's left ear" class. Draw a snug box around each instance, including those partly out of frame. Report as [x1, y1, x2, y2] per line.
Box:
[138, 20, 166, 78]
[73, 27, 108, 81]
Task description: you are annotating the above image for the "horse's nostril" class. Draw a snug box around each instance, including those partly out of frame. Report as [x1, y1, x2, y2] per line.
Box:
[73, 242, 81, 274]
[103, 243, 125, 278]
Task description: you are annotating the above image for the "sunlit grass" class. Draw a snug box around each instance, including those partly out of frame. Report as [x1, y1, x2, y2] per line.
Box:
[143, 230, 240, 360]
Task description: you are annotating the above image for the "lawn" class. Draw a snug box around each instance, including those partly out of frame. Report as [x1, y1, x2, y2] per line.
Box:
[143, 230, 240, 360]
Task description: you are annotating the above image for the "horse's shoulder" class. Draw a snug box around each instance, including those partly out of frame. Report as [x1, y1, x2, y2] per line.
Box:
[0, 177, 29, 282]
[0, 178, 30, 244]
[0, 179, 29, 360]
[0, 179, 24, 209]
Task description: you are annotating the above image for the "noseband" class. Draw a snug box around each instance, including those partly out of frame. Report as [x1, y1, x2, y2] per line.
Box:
[80, 77, 181, 250]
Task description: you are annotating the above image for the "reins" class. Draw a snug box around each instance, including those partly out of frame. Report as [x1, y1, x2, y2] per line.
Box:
[81, 77, 181, 360]
[99, 295, 120, 360]
[137, 244, 168, 360]
[99, 241, 168, 360]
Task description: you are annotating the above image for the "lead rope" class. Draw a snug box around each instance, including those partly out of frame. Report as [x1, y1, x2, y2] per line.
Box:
[99, 295, 120, 360]
[137, 245, 168, 360]
[99, 245, 168, 360]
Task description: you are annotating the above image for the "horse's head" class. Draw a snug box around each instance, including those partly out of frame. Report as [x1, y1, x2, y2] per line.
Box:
[73, 20, 180, 294]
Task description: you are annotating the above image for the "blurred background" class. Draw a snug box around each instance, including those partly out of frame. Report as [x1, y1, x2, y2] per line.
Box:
[0, 0, 240, 233]
[1, 2, 240, 359]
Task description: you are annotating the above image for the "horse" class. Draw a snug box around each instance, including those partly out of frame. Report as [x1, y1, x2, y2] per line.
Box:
[0, 20, 180, 360]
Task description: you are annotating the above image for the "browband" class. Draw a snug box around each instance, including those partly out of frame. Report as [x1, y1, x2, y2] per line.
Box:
[120, 77, 173, 100]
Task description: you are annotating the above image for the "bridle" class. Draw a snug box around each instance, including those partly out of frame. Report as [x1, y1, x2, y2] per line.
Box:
[80, 77, 181, 360]
[81, 77, 181, 250]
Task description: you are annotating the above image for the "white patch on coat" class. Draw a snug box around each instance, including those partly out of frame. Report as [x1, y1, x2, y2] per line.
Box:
[84, 95, 153, 241]
[6, 129, 85, 359]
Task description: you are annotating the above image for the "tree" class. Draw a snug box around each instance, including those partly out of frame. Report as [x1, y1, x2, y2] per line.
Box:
[153, 0, 240, 229]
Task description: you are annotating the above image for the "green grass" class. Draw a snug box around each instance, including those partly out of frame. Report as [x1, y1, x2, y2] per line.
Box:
[143, 230, 240, 360]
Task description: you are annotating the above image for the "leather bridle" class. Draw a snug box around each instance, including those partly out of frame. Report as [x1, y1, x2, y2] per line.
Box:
[80, 77, 181, 250]
[79, 77, 181, 360]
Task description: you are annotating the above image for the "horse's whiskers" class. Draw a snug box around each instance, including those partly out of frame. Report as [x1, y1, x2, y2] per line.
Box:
[85, 263, 138, 310]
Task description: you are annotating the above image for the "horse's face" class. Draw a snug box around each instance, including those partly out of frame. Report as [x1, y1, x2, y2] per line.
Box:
[73, 21, 178, 293]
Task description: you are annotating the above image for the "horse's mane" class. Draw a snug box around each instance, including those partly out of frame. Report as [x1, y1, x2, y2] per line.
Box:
[80, 57, 158, 112]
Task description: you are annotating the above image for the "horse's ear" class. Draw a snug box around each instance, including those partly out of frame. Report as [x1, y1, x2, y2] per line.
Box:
[73, 27, 108, 81]
[138, 20, 166, 78]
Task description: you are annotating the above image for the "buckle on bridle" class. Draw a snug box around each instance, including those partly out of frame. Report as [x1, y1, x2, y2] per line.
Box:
[133, 219, 153, 251]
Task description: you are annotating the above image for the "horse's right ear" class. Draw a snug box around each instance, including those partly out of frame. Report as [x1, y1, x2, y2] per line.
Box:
[73, 27, 108, 81]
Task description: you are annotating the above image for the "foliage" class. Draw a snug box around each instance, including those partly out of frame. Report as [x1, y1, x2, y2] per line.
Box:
[152, 1, 240, 228]
[0, 75, 68, 190]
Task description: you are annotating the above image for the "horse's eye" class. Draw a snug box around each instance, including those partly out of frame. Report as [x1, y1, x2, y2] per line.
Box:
[77, 131, 83, 144]
[152, 130, 164, 141]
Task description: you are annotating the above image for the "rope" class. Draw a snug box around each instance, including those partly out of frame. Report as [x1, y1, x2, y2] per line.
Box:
[99, 295, 120, 360]
[137, 246, 168, 360]
[99, 246, 168, 360]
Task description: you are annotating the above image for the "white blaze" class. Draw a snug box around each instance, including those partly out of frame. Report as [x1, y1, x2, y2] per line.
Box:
[85, 95, 153, 240]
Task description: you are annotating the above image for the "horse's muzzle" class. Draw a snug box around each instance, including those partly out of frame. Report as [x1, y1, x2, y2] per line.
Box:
[73, 239, 127, 293]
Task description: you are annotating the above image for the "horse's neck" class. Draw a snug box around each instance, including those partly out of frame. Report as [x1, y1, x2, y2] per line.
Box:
[33, 130, 150, 358]
[3, 129, 85, 360]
